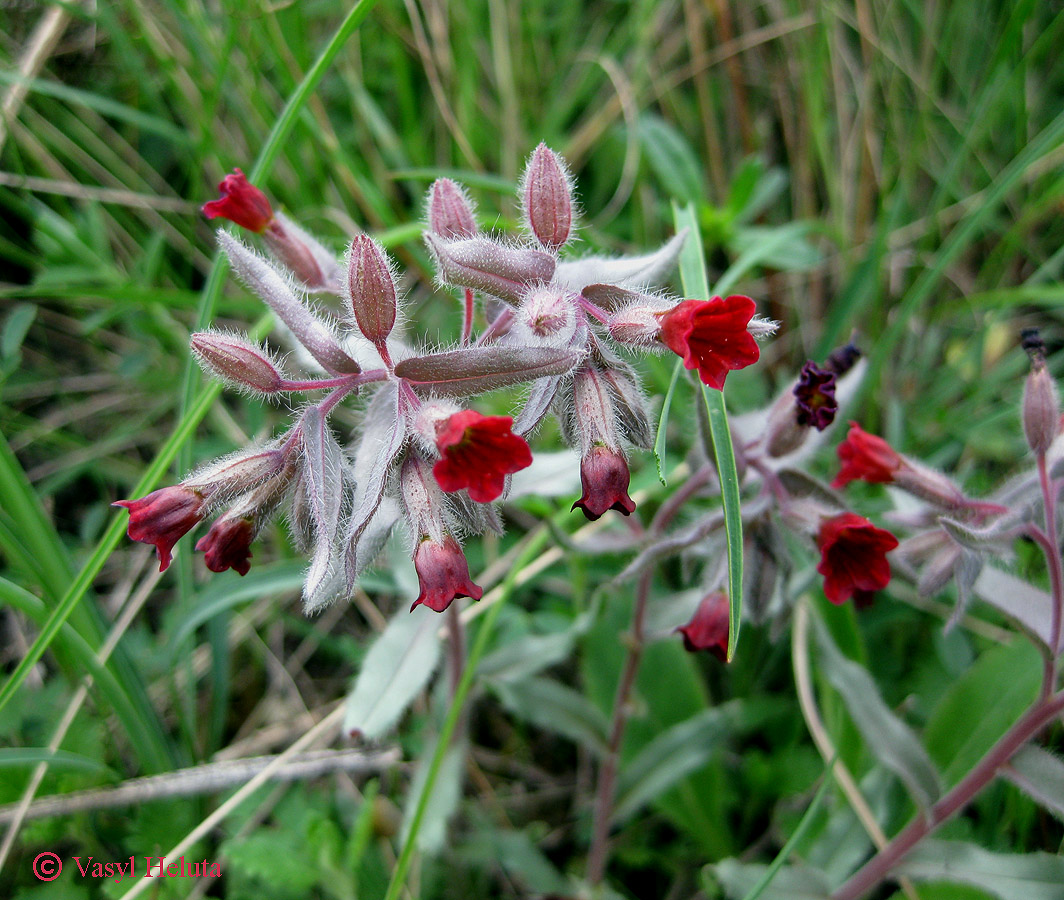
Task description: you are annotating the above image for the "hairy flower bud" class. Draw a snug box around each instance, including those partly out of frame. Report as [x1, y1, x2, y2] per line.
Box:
[114, 485, 206, 571]
[607, 303, 668, 348]
[573, 444, 636, 520]
[427, 178, 478, 239]
[425, 234, 555, 305]
[411, 535, 483, 612]
[345, 234, 397, 355]
[1022, 332, 1060, 458]
[514, 286, 578, 346]
[183, 444, 290, 503]
[263, 213, 336, 291]
[521, 143, 574, 252]
[190, 331, 284, 395]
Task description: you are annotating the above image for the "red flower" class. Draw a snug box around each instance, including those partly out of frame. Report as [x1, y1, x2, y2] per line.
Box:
[572, 444, 636, 520]
[195, 516, 254, 576]
[816, 512, 899, 606]
[113, 486, 206, 572]
[658, 296, 760, 390]
[202, 169, 274, 233]
[833, 422, 903, 488]
[794, 361, 838, 431]
[676, 592, 730, 661]
[433, 410, 532, 503]
[411, 535, 483, 612]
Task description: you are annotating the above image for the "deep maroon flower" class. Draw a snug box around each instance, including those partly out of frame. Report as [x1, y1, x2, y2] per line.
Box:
[833, 422, 903, 488]
[657, 296, 760, 390]
[411, 535, 484, 612]
[202, 169, 274, 233]
[794, 361, 837, 430]
[676, 592, 730, 661]
[816, 512, 899, 606]
[195, 516, 254, 576]
[113, 486, 206, 572]
[572, 444, 636, 520]
[433, 410, 533, 503]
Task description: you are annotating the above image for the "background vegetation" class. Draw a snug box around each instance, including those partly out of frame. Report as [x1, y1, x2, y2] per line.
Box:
[1, 0, 1063, 897]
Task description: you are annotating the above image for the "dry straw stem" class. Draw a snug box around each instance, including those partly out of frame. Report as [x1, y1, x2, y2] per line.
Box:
[792, 601, 921, 900]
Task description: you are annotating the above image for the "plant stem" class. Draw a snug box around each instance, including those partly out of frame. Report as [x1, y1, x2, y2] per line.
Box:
[461, 287, 474, 345]
[586, 569, 653, 884]
[1037, 454, 1063, 697]
[831, 690, 1064, 900]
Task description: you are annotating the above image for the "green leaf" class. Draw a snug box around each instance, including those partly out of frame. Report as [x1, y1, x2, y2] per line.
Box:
[1, 302, 36, 363]
[0, 747, 111, 773]
[640, 114, 704, 202]
[343, 606, 442, 740]
[223, 832, 320, 895]
[813, 617, 941, 809]
[896, 840, 1064, 900]
[400, 741, 464, 853]
[490, 676, 610, 757]
[673, 201, 744, 659]
[1002, 745, 1064, 822]
[653, 361, 683, 485]
[708, 859, 831, 900]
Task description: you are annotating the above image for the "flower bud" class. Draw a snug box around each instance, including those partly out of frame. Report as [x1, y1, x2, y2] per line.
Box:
[114, 485, 206, 571]
[411, 534, 483, 612]
[427, 178, 477, 239]
[183, 444, 289, 503]
[202, 169, 274, 233]
[521, 143, 574, 252]
[425, 234, 555, 305]
[607, 304, 667, 348]
[1022, 331, 1059, 457]
[345, 234, 397, 354]
[196, 515, 255, 576]
[263, 213, 336, 291]
[190, 331, 284, 395]
[513, 286, 577, 346]
[676, 592, 730, 660]
[573, 444, 636, 520]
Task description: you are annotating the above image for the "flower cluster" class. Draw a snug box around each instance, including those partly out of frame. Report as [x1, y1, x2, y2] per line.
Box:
[116, 146, 773, 613]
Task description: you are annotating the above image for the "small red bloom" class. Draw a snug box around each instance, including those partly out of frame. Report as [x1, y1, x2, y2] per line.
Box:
[658, 296, 760, 390]
[433, 410, 532, 503]
[113, 486, 205, 572]
[202, 169, 274, 233]
[794, 361, 838, 431]
[195, 516, 254, 576]
[411, 535, 483, 612]
[833, 422, 903, 488]
[676, 592, 730, 661]
[816, 512, 899, 606]
[572, 444, 636, 520]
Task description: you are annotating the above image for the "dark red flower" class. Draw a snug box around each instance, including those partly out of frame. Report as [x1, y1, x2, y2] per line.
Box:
[833, 422, 903, 488]
[411, 535, 483, 612]
[195, 516, 254, 576]
[794, 361, 838, 431]
[113, 486, 206, 572]
[572, 444, 636, 520]
[676, 592, 730, 661]
[657, 296, 760, 390]
[433, 410, 532, 503]
[202, 169, 274, 233]
[816, 512, 899, 606]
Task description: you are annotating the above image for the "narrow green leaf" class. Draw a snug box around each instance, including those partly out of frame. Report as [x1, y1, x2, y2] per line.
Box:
[653, 361, 683, 485]
[896, 840, 1064, 900]
[0, 747, 111, 774]
[1003, 745, 1064, 822]
[673, 202, 744, 659]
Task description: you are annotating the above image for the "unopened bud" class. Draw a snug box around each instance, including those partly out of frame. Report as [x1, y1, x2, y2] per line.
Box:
[607, 304, 666, 348]
[191, 331, 284, 394]
[263, 213, 339, 291]
[345, 234, 397, 352]
[1023, 356, 1060, 457]
[183, 443, 291, 505]
[521, 143, 574, 252]
[514, 286, 577, 346]
[427, 178, 477, 239]
[425, 234, 555, 304]
[825, 340, 862, 376]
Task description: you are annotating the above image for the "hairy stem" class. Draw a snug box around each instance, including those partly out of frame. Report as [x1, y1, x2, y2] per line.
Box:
[461, 287, 474, 345]
[1038, 454, 1063, 698]
[831, 690, 1064, 900]
[587, 569, 652, 884]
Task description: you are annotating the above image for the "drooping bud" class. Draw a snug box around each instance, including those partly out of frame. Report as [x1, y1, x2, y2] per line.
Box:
[657, 296, 761, 390]
[202, 169, 274, 233]
[521, 143, 574, 252]
[219, 233, 360, 375]
[513, 286, 578, 346]
[427, 178, 478, 239]
[190, 331, 284, 395]
[573, 444, 636, 520]
[113, 485, 206, 571]
[432, 409, 532, 503]
[1021, 328, 1060, 457]
[425, 234, 555, 305]
[676, 592, 730, 660]
[345, 234, 397, 357]
[411, 535, 483, 612]
[196, 515, 255, 576]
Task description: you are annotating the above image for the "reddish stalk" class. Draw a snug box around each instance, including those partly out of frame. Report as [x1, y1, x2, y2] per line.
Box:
[831, 690, 1064, 900]
[1037, 454, 1063, 697]
[461, 287, 475, 345]
[586, 568, 653, 884]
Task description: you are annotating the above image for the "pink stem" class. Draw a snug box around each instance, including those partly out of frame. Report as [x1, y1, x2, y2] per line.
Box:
[461, 288, 474, 346]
